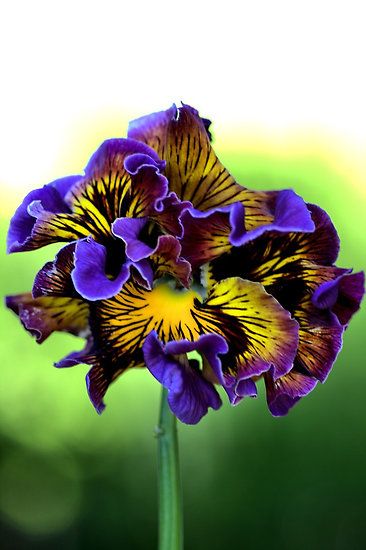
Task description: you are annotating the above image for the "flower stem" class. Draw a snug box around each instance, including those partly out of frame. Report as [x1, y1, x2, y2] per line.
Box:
[157, 387, 183, 550]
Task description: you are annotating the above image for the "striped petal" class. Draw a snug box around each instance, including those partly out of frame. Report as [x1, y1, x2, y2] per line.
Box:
[6, 293, 89, 344]
[293, 296, 344, 382]
[181, 189, 314, 270]
[312, 271, 365, 326]
[33, 243, 77, 298]
[129, 104, 297, 234]
[11, 139, 167, 251]
[6, 177, 78, 253]
[207, 204, 345, 310]
[91, 277, 298, 387]
[264, 370, 318, 416]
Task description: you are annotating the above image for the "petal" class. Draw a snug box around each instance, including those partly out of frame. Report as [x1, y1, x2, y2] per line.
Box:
[113, 220, 191, 287]
[312, 271, 365, 326]
[11, 139, 166, 251]
[143, 331, 222, 424]
[72, 237, 148, 301]
[56, 340, 144, 413]
[128, 104, 177, 159]
[152, 192, 191, 238]
[264, 370, 318, 416]
[112, 217, 153, 261]
[163, 104, 251, 211]
[92, 277, 298, 385]
[195, 277, 299, 381]
[180, 206, 233, 269]
[150, 235, 192, 288]
[293, 296, 344, 382]
[123, 159, 168, 218]
[55, 338, 94, 368]
[181, 190, 314, 270]
[33, 243, 76, 297]
[6, 181, 73, 253]
[128, 103, 214, 155]
[208, 206, 345, 310]
[6, 293, 89, 343]
[229, 189, 315, 247]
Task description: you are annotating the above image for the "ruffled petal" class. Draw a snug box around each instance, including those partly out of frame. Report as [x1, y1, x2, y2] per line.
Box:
[33, 243, 76, 297]
[152, 192, 191, 238]
[294, 296, 344, 382]
[6, 293, 89, 343]
[181, 190, 314, 269]
[112, 217, 152, 261]
[6, 180, 75, 253]
[128, 105, 177, 159]
[143, 332, 222, 424]
[150, 235, 191, 288]
[10, 139, 166, 252]
[228, 189, 315, 247]
[208, 206, 346, 311]
[128, 104, 213, 159]
[72, 237, 152, 301]
[312, 271, 365, 326]
[91, 277, 298, 388]
[264, 370, 318, 416]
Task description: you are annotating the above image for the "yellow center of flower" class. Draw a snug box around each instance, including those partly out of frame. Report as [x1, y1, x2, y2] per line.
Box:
[147, 283, 201, 330]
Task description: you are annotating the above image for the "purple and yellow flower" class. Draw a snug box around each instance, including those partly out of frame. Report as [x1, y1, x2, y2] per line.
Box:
[6, 104, 364, 424]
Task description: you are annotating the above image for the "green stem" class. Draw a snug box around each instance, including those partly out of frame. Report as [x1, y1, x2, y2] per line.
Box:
[157, 387, 183, 550]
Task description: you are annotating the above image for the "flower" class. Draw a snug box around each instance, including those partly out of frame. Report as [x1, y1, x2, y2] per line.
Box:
[6, 104, 364, 424]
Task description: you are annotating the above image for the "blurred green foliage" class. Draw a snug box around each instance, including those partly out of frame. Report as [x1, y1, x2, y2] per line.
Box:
[1, 148, 365, 549]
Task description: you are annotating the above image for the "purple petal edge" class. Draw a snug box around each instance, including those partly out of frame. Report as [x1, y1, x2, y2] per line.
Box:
[229, 189, 315, 247]
[265, 371, 318, 416]
[143, 332, 224, 424]
[72, 237, 153, 301]
[6, 178, 78, 253]
[312, 271, 365, 326]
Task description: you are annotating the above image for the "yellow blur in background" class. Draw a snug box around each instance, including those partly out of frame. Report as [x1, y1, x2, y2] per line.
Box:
[0, 1, 365, 549]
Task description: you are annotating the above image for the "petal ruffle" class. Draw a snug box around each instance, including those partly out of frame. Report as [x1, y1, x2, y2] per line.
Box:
[6, 293, 89, 343]
[91, 277, 298, 388]
[143, 331, 222, 424]
[32, 243, 76, 297]
[181, 190, 314, 269]
[6, 177, 78, 253]
[9, 139, 167, 252]
[264, 370, 318, 416]
[207, 204, 345, 310]
[150, 235, 191, 288]
[72, 237, 152, 301]
[293, 296, 344, 382]
[312, 271, 365, 326]
[129, 104, 285, 229]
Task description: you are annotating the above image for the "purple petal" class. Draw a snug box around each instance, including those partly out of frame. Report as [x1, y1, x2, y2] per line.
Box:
[222, 377, 258, 406]
[153, 192, 192, 238]
[50, 175, 81, 199]
[265, 370, 318, 416]
[84, 138, 162, 178]
[32, 243, 76, 298]
[72, 237, 131, 300]
[128, 104, 177, 146]
[312, 271, 365, 326]
[143, 332, 222, 424]
[55, 338, 94, 368]
[7, 184, 71, 253]
[112, 217, 153, 261]
[312, 270, 352, 309]
[124, 152, 165, 175]
[229, 189, 315, 247]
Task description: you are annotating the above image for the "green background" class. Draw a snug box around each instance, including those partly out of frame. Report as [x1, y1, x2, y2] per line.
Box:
[1, 147, 365, 549]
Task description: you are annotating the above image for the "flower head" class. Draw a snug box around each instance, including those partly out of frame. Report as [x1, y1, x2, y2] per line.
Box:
[6, 104, 364, 423]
